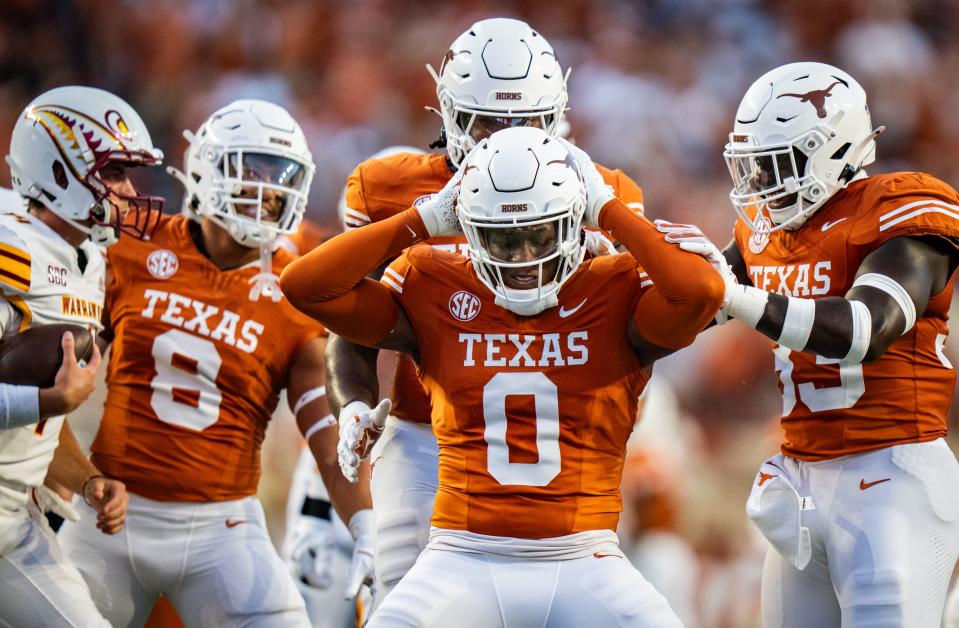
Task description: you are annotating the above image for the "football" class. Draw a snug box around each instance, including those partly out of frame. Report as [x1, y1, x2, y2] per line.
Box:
[0, 324, 95, 388]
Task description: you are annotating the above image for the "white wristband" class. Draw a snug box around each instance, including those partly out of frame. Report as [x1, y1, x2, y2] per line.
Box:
[293, 386, 326, 416]
[725, 284, 770, 328]
[853, 273, 916, 334]
[0, 384, 40, 429]
[778, 297, 816, 351]
[844, 300, 872, 363]
[347, 508, 374, 542]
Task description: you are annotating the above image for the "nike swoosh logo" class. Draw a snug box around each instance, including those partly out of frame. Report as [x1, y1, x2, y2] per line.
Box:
[859, 478, 891, 490]
[593, 552, 620, 559]
[821, 217, 848, 232]
[225, 519, 249, 528]
[406, 224, 418, 239]
[558, 298, 587, 318]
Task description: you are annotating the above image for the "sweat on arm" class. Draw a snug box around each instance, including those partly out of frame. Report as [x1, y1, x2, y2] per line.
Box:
[280, 208, 430, 346]
[598, 199, 726, 348]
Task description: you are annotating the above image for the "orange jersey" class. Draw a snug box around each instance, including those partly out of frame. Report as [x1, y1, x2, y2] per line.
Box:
[345, 151, 645, 424]
[381, 246, 652, 538]
[734, 172, 959, 460]
[92, 215, 324, 501]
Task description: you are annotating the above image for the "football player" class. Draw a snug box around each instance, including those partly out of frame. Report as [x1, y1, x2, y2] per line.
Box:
[680, 61, 959, 627]
[0, 85, 164, 626]
[58, 99, 373, 627]
[323, 17, 646, 603]
[281, 126, 725, 627]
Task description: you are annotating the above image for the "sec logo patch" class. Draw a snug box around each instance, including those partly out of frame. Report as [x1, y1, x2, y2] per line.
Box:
[748, 215, 772, 254]
[449, 291, 481, 322]
[147, 249, 179, 279]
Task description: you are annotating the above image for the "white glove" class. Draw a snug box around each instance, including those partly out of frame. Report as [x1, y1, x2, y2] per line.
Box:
[345, 509, 375, 599]
[417, 167, 464, 237]
[654, 219, 736, 324]
[556, 138, 615, 228]
[337, 399, 392, 483]
[288, 510, 336, 589]
[583, 229, 617, 256]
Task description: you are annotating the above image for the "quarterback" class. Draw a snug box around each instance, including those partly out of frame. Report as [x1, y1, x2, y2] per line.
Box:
[282, 127, 724, 627]
[0, 86, 164, 626]
[58, 99, 373, 627]
[686, 61, 959, 627]
[325, 17, 645, 602]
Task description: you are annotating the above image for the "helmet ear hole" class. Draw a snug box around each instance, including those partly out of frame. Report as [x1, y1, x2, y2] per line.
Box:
[830, 143, 852, 160]
[52, 161, 68, 189]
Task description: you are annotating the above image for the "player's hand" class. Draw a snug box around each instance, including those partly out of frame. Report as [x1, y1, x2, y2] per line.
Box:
[655, 220, 736, 323]
[583, 229, 617, 256]
[556, 138, 615, 228]
[289, 511, 336, 589]
[83, 475, 128, 534]
[39, 333, 102, 418]
[344, 509, 374, 600]
[417, 167, 464, 237]
[337, 399, 391, 483]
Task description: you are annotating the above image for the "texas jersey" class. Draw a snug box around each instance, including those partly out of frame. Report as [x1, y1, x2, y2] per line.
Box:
[0, 204, 105, 509]
[345, 151, 645, 424]
[382, 246, 652, 539]
[91, 215, 324, 502]
[734, 172, 959, 460]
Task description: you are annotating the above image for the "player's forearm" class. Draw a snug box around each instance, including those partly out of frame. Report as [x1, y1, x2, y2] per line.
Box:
[47, 422, 100, 494]
[325, 334, 379, 416]
[280, 209, 428, 345]
[308, 426, 372, 521]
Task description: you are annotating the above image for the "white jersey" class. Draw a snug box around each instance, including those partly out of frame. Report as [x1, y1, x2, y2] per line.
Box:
[0, 199, 105, 512]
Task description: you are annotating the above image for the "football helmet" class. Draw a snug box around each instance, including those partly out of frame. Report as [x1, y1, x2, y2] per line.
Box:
[171, 99, 315, 247]
[6, 86, 164, 246]
[458, 127, 585, 316]
[428, 18, 568, 168]
[725, 62, 883, 233]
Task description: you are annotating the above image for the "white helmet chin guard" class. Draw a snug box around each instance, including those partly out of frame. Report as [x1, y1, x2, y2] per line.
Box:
[725, 61, 884, 234]
[171, 99, 315, 248]
[6, 85, 164, 246]
[458, 126, 585, 316]
[428, 17, 568, 169]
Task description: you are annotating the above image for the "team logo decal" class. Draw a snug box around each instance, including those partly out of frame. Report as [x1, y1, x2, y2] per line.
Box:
[776, 80, 844, 119]
[748, 215, 772, 254]
[449, 290, 481, 322]
[147, 249, 179, 279]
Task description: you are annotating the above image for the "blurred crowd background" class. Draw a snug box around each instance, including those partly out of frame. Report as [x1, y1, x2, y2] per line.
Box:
[4, 0, 959, 626]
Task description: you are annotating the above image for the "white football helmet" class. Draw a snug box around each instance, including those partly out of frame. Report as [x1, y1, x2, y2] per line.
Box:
[171, 99, 315, 247]
[725, 62, 883, 233]
[458, 127, 585, 316]
[428, 18, 568, 168]
[6, 85, 164, 246]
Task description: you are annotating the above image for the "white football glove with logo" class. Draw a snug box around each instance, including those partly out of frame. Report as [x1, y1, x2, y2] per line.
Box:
[337, 399, 392, 483]
[556, 138, 615, 228]
[583, 229, 617, 256]
[345, 508, 375, 600]
[655, 219, 736, 324]
[288, 508, 336, 589]
[417, 167, 464, 237]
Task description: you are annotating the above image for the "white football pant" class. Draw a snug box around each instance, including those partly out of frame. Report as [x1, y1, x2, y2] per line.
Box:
[0, 495, 108, 627]
[59, 493, 309, 627]
[754, 438, 959, 628]
[369, 416, 438, 599]
[368, 542, 683, 628]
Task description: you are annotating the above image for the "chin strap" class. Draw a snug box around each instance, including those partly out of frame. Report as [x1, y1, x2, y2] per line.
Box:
[248, 241, 282, 302]
[495, 288, 559, 316]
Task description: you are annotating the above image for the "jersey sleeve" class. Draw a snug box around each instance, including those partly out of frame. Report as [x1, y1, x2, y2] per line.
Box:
[343, 164, 373, 231]
[849, 173, 959, 249]
[0, 224, 31, 294]
[597, 164, 645, 215]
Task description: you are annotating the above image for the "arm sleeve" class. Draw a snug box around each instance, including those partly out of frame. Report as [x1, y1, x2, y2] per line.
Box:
[0, 383, 39, 429]
[280, 208, 430, 346]
[598, 199, 725, 348]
